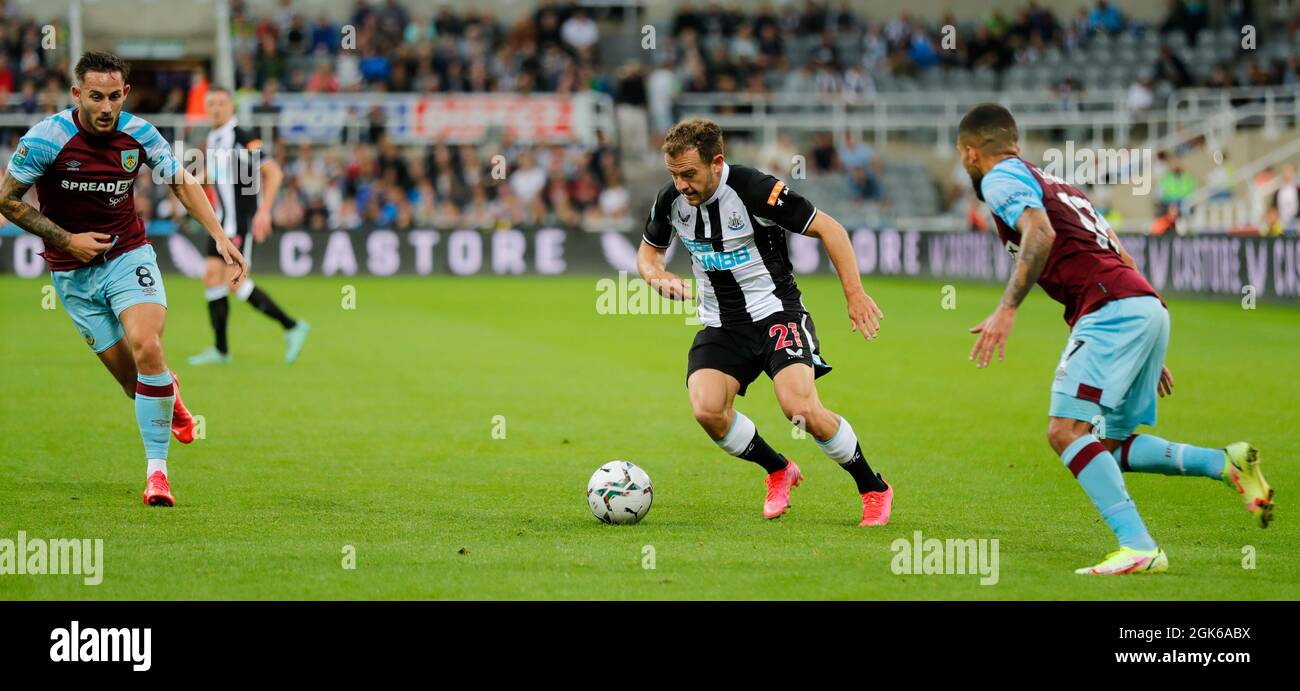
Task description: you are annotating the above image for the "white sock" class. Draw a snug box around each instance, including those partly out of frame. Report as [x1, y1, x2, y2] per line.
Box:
[715, 410, 757, 456]
[147, 458, 168, 477]
[816, 416, 859, 465]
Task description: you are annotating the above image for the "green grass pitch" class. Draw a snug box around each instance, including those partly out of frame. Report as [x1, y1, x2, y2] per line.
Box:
[0, 273, 1296, 599]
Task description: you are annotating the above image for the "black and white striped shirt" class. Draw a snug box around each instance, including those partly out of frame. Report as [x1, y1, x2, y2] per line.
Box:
[205, 118, 267, 238]
[643, 163, 818, 328]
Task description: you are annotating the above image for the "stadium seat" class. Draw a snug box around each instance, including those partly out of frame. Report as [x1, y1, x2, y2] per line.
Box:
[1217, 27, 1241, 48]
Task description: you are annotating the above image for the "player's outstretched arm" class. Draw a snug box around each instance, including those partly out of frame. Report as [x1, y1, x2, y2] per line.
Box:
[805, 210, 883, 340]
[0, 171, 110, 262]
[637, 240, 692, 301]
[970, 207, 1056, 367]
[167, 168, 248, 287]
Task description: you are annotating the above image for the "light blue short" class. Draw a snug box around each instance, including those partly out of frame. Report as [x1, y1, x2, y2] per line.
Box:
[1048, 296, 1168, 440]
[50, 244, 168, 353]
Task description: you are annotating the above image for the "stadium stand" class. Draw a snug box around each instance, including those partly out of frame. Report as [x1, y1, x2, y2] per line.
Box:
[2, 0, 1299, 235]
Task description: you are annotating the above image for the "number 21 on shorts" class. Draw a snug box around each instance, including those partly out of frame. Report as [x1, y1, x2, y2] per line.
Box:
[768, 322, 804, 351]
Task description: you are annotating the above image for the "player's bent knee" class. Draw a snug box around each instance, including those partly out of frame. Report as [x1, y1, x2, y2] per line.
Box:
[1046, 418, 1091, 455]
[691, 405, 729, 436]
[129, 335, 165, 370]
[692, 407, 725, 430]
[778, 397, 818, 425]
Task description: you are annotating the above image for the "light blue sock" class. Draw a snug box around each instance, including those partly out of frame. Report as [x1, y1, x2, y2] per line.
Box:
[135, 371, 174, 462]
[1120, 434, 1224, 479]
[1061, 434, 1157, 551]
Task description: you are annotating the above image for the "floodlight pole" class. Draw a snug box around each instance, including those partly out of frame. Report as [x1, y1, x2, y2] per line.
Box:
[68, 0, 83, 82]
[214, 0, 234, 91]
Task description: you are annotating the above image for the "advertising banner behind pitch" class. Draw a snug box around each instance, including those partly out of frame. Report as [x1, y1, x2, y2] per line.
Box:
[274, 93, 596, 145]
[1, 228, 1298, 302]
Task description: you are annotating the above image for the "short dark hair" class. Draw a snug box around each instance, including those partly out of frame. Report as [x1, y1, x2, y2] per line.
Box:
[958, 103, 1019, 153]
[75, 50, 130, 84]
[662, 117, 724, 162]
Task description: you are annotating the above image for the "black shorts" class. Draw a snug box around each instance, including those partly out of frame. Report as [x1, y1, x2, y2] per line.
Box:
[205, 230, 252, 267]
[686, 310, 832, 396]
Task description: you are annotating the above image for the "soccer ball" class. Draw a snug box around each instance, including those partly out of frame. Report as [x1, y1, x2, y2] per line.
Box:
[587, 461, 653, 525]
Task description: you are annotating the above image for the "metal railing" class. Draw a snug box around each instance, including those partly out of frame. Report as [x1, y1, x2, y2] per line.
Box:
[0, 111, 308, 151]
[675, 88, 1132, 151]
[3, 85, 1290, 150]
[0, 92, 620, 148]
[672, 85, 1300, 152]
[1179, 134, 1300, 231]
[1165, 87, 1300, 142]
[5, 86, 1296, 235]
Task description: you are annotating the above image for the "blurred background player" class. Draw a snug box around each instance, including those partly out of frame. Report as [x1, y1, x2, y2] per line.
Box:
[638, 118, 892, 526]
[187, 86, 309, 366]
[960, 103, 1274, 575]
[0, 51, 248, 507]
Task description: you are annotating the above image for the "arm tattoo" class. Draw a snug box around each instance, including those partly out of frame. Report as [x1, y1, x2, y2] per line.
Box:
[0, 175, 71, 248]
[1000, 210, 1054, 309]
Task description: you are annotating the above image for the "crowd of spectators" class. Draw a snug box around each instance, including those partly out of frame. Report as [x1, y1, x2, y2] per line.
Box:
[757, 130, 883, 203]
[657, 0, 1298, 99]
[5, 0, 1300, 235]
[1145, 158, 1300, 236]
[1251, 163, 1300, 235]
[218, 1, 639, 229]
[227, 0, 614, 97]
[2, 0, 638, 231]
[118, 131, 633, 233]
[0, 2, 72, 116]
[8, 0, 1300, 113]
